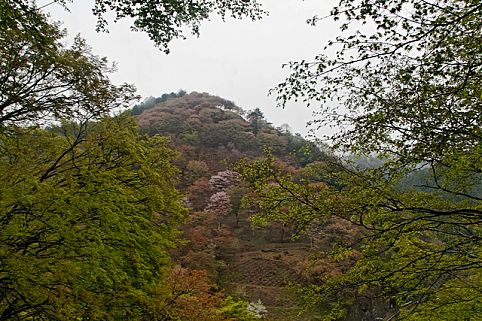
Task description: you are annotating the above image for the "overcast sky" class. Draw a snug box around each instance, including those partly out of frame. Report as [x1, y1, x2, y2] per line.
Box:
[46, 0, 338, 137]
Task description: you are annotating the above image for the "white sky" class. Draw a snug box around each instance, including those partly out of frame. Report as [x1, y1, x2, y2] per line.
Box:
[46, 0, 338, 137]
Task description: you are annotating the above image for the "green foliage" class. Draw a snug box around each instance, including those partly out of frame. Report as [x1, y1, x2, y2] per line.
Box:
[218, 296, 260, 321]
[276, 0, 481, 165]
[228, 186, 245, 227]
[285, 134, 329, 167]
[0, 3, 189, 319]
[236, 150, 341, 235]
[257, 0, 482, 319]
[51, 0, 266, 53]
[247, 108, 265, 135]
[0, 0, 137, 126]
[0, 116, 187, 319]
[239, 150, 482, 319]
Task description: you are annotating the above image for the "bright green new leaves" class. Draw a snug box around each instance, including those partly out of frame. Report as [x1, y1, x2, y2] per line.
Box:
[1, 1, 191, 319]
[0, 0, 137, 127]
[0, 116, 186, 320]
[218, 296, 262, 321]
[266, 1, 481, 318]
[238, 152, 482, 319]
[275, 0, 481, 167]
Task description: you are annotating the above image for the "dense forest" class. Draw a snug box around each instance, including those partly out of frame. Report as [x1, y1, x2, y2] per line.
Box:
[1, 0, 480, 320]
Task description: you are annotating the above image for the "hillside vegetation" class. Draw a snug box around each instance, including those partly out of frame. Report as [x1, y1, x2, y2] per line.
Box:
[134, 92, 329, 175]
[2, 0, 480, 320]
[129, 92, 377, 321]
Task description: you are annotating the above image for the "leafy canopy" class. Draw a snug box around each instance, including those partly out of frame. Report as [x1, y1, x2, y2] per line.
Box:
[241, 0, 481, 319]
[0, 0, 137, 126]
[40, 0, 266, 53]
[238, 150, 481, 319]
[275, 0, 481, 165]
[0, 1, 188, 319]
[0, 117, 186, 320]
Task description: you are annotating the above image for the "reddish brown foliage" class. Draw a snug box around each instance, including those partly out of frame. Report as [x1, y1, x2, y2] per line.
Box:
[187, 177, 212, 210]
[161, 267, 229, 321]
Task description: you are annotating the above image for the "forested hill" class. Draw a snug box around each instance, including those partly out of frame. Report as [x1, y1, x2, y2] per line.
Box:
[131, 92, 329, 172]
[5, 0, 480, 320]
[128, 93, 345, 320]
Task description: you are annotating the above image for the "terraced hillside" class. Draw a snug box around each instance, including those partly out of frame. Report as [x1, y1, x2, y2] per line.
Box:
[222, 241, 314, 320]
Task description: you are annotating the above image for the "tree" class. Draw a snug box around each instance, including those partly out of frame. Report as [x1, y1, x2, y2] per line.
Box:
[187, 177, 213, 210]
[0, 2, 187, 319]
[243, 0, 482, 318]
[185, 160, 210, 184]
[160, 270, 263, 321]
[130, 90, 187, 116]
[228, 186, 245, 227]
[206, 192, 232, 219]
[275, 0, 481, 168]
[0, 116, 187, 320]
[247, 108, 265, 135]
[219, 296, 264, 321]
[238, 152, 481, 319]
[39, 0, 266, 53]
[209, 170, 241, 193]
[157, 266, 226, 321]
[0, 0, 136, 126]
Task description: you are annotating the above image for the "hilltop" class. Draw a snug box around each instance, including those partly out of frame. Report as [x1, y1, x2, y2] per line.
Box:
[133, 91, 330, 178]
